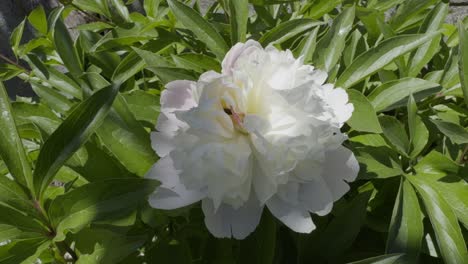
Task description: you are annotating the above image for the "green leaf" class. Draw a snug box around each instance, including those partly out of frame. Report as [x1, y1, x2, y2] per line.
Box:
[368, 78, 441, 112]
[112, 51, 146, 84]
[336, 32, 440, 88]
[314, 6, 355, 72]
[386, 179, 423, 262]
[390, 0, 438, 31]
[431, 119, 468, 144]
[347, 89, 382, 133]
[31, 83, 73, 114]
[76, 21, 114, 32]
[407, 95, 428, 158]
[354, 146, 403, 179]
[408, 176, 468, 264]
[28, 5, 47, 35]
[0, 204, 44, 234]
[0, 82, 33, 192]
[0, 64, 24, 81]
[167, 0, 228, 60]
[48, 178, 159, 241]
[9, 19, 26, 56]
[148, 67, 197, 84]
[301, 0, 342, 19]
[379, 116, 409, 155]
[73, 227, 147, 264]
[33, 84, 120, 198]
[123, 90, 160, 125]
[53, 18, 83, 77]
[318, 191, 372, 260]
[0, 175, 33, 213]
[171, 53, 221, 73]
[346, 253, 407, 264]
[293, 27, 319, 64]
[0, 238, 49, 264]
[239, 211, 276, 264]
[407, 2, 448, 77]
[96, 95, 157, 176]
[229, 0, 248, 43]
[144, 0, 161, 18]
[413, 151, 468, 229]
[459, 22, 468, 106]
[108, 0, 130, 23]
[259, 19, 324, 46]
[73, 0, 111, 17]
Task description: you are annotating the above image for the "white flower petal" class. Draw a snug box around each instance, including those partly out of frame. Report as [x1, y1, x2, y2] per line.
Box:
[299, 177, 334, 216]
[222, 40, 262, 75]
[202, 197, 263, 239]
[161, 80, 197, 112]
[266, 195, 315, 233]
[322, 146, 359, 201]
[148, 187, 203, 210]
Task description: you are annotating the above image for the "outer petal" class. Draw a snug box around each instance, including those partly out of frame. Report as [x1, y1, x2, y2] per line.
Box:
[266, 195, 315, 233]
[321, 146, 359, 201]
[146, 157, 204, 210]
[202, 196, 263, 239]
[222, 40, 262, 75]
[160, 80, 197, 112]
[298, 177, 334, 216]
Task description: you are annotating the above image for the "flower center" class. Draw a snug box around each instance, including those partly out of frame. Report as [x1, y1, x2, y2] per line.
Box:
[223, 107, 248, 134]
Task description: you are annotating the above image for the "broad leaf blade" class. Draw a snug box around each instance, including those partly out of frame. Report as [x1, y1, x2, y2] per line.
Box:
[167, 0, 228, 60]
[229, 0, 249, 43]
[259, 19, 324, 46]
[33, 84, 120, 198]
[386, 179, 423, 262]
[379, 116, 409, 155]
[48, 178, 159, 241]
[0, 82, 33, 192]
[53, 18, 83, 77]
[431, 119, 468, 144]
[407, 95, 428, 158]
[314, 6, 355, 72]
[337, 32, 440, 88]
[368, 78, 441, 112]
[408, 176, 468, 264]
[347, 89, 382, 133]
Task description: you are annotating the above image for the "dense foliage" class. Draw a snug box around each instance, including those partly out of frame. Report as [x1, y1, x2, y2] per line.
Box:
[0, 0, 467, 263]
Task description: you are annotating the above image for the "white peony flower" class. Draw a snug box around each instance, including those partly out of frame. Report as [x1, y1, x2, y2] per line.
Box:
[146, 40, 359, 239]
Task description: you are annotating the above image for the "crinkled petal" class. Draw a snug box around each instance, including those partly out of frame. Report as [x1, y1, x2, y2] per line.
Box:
[202, 196, 263, 239]
[222, 40, 262, 75]
[266, 195, 315, 233]
[321, 146, 359, 201]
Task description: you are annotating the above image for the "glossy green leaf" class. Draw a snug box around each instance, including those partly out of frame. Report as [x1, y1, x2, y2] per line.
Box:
[229, 0, 248, 43]
[0, 204, 44, 234]
[354, 146, 402, 179]
[431, 119, 468, 144]
[33, 84, 120, 198]
[259, 19, 324, 45]
[112, 51, 146, 84]
[368, 78, 441, 112]
[28, 5, 47, 35]
[347, 89, 382, 133]
[346, 253, 407, 264]
[31, 83, 73, 114]
[408, 176, 468, 264]
[73, 0, 111, 17]
[0, 83, 33, 192]
[407, 95, 428, 158]
[9, 19, 25, 56]
[48, 178, 159, 241]
[76, 21, 114, 32]
[459, 22, 468, 106]
[337, 32, 440, 88]
[367, 0, 406, 11]
[391, 0, 438, 31]
[123, 90, 160, 125]
[171, 53, 221, 73]
[379, 116, 409, 155]
[386, 179, 423, 262]
[53, 18, 83, 77]
[407, 2, 448, 77]
[144, 0, 161, 18]
[314, 6, 355, 72]
[293, 27, 319, 64]
[301, 0, 342, 19]
[96, 96, 157, 176]
[108, 0, 130, 23]
[167, 0, 228, 60]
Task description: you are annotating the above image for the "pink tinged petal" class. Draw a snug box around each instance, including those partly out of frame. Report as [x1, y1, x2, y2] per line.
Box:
[202, 197, 263, 239]
[321, 146, 359, 201]
[161, 80, 197, 112]
[266, 195, 315, 233]
[299, 177, 334, 216]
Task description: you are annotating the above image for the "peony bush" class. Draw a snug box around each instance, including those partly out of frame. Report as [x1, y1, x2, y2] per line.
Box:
[0, 0, 467, 263]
